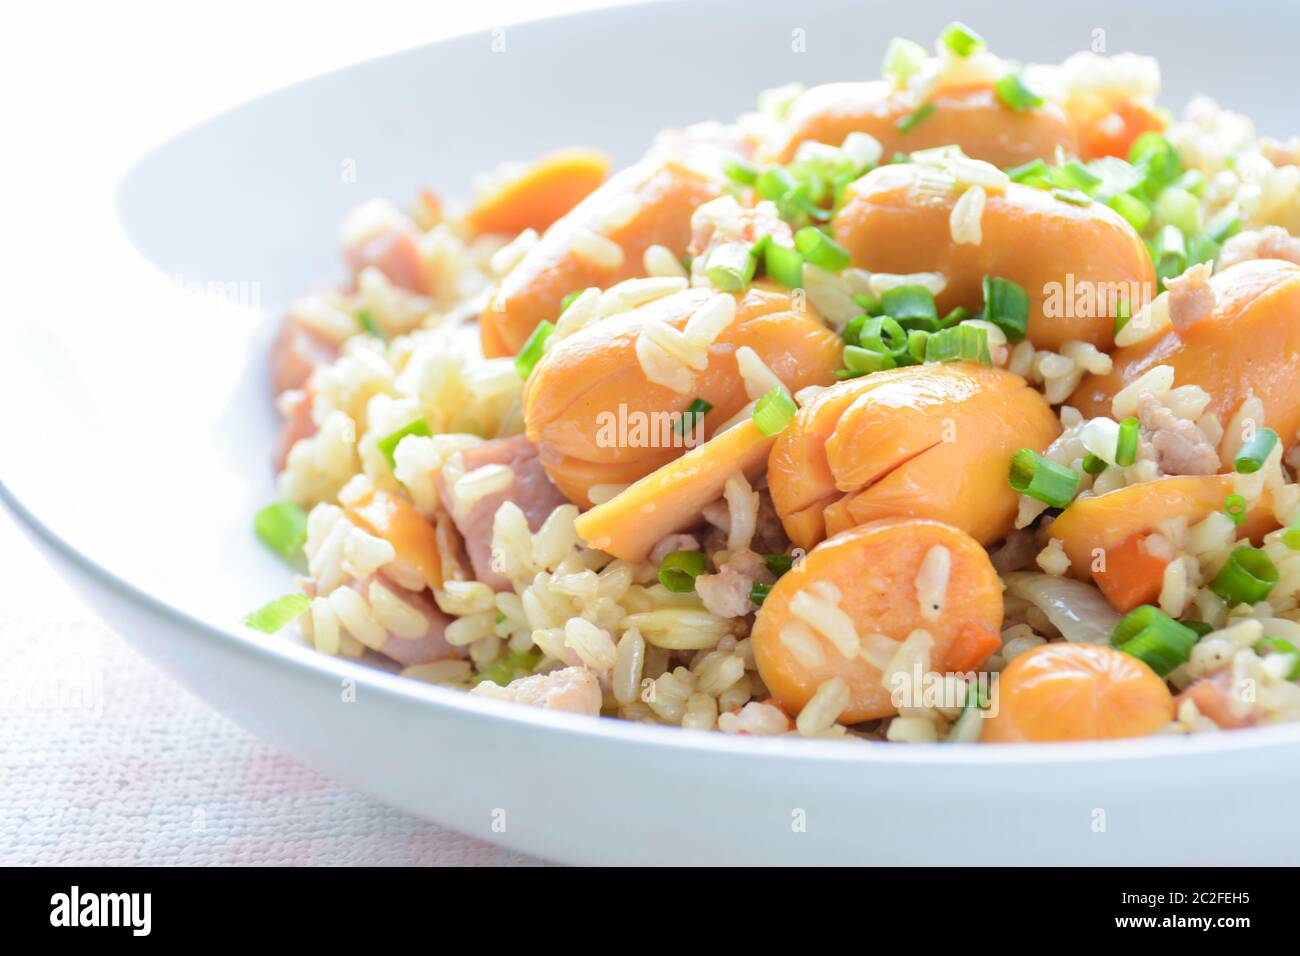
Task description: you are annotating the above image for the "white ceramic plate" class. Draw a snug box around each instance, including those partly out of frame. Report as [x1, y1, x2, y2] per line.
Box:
[5, 0, 1300, 864]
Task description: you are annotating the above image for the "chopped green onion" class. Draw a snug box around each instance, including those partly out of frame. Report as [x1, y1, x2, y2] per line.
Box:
[1082, 453, 1108, 475]
[1109, 604, 1198, 677]
[1050, 160, 1103, 194]
[1187, 234, 1221, 267]
[906, 329, 931, 363]
[675, 398, 712, 437]
[1223, 494, 1248, 526]
[1008, 448, 1080, 508]
[514, 320, 554, 378]
[356, 309, 387, 342]
[1184, 620, 1214, 638]
[1155, 186, 1202, 236]
[724, 159, 758, 186]
[1052, 187, 1092, 206]
[841, 314, 866, 347]
[940, 306, 972, 328]
[1254, 638, 1300, 680]
[1113, 298, 1132, 337]
[881, 284, 938, 326]
[559, 290, 583, 313]
[843, 344, 897, 375]
[764, 554, 794, 576]
[1211, 545, 1278, 605]
[855, 315, 909, 357]
[378, 417, 432, 468]
[1234, 427, 1279, 474]
[1175, 169, 1207, 197]
[750, 582, 773, 606]
[1129, 132, 1183, 195]
[1283, 512, 1300, 550]
[658, 550, 708, 593]
[1006, 158, 1050, 186]
[793, 227, 850, 272]
[882, 36, 927, 88]
[764, 241, 805, 289]
[755, 166, 797, 201]
[753, 385, 798, 436]
[1115, 416, 1139, 467]
[1205, 209, 1241, 243]
[896, 101, 936, 134]
[244, 594, 310, 634]
[852, 292, 883, 315]
[981, 276, 1029, 342]
[925, 324, 992, 365]
[939, 22, 984, 56]
[254, 501, 309, 560]
[706, 241, 757, 292]
[994, 72, 1043, 113]
[1153, 224, 1188, 288]
[473, 649, 542, 686]
[1107, 192, 1152, 232]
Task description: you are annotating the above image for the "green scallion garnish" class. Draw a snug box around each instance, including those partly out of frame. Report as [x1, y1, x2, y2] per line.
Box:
[882, 37, 927, 88]
[764, 554, 794, 576]
[1283, 512, 1300, 550]
[764, 241, 805, 289]
[994, 72, 1043, 113]
[1052, 187, 1092, 206]
[1211, 545, 1278, 605]
[1115, 416, 1139, 467]
[1223, 494, 1248, 526]
[378, 417, 432, 468]
[750, 582, 773, 606]
[881, 284, 938, 327]
[1008, 448, 1080, 508]
[793, 227, 850, 272]
[925, 324, 992, 365]
[675, 398, 712, 437]
[1254, 638, 1300, 680]
[706, 241, 758, 292]
[854, 315, 909, 358]
[1234, 427, 1279, 474]
[559, 290, 583, 313]
[939, 22, 984, 56]
[254, 501, 309, 561]
[244, 594, 311, 634]
[896, 101, 936, 134]
[753, 385, 798, 436]
[1109, 604, 1198, 677]
[755, 166, 797, 202]
[981, 276, 1029, 342]
[514, 320, 554, 378]
[1082, 453, 1107, 475]
[724, 159, 758, 186]
[1006, 158, 1050, 186]
[357, 309, 387, 341]
[1051, 160, 1102, 194]
[659, 550, 708, 593]
[473, 649, 542, 686]
[906, 329, 930, 364]
[1107, 192, 1152, 232]
[843, 346, 897, 375]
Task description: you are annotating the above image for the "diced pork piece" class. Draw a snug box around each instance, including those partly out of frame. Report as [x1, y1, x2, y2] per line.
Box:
[1218, 225, 1300, 270]
[694, 549, 774, 619]
[348, 574, 462, 667]
[1165, 262, 1216, 332]
[343, 227, 428, 294]
[272, 315, 339, 393]
[1176, 668, 1263, 729]
[274, 388, 318, 472]
[1137, 392, 1220, 476]
[435, 435, 571, 590]
[470, 665, 603, 716]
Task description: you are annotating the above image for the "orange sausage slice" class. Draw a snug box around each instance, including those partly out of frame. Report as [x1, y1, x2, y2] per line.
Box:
[770, 82, 1077, 167]
[751, 518, 1004, 722]
[982, 643, 1174, 742]
[573, 419, 773, 562]
[767, 362, 1060, 551]
[464, 148, 610, 237]
[480, 159, 721, 357]
[833, 163, 1154, 350]
[524, 284, 843, 506]
[1070, 259, 1300, 462]
[345, 489, 443, 589]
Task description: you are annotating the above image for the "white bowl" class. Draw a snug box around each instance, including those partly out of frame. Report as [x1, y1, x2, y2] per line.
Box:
[4, 0, 1300, 864]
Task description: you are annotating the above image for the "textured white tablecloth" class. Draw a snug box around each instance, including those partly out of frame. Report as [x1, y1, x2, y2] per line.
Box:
[0, 506, 548, 866]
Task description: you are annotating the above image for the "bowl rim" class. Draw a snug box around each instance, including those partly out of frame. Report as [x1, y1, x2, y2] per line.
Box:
[21, 1, 1298, 772]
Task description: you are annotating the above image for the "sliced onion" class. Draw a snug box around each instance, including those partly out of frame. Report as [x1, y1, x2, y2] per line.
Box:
[1004, 572, 1120, 645]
